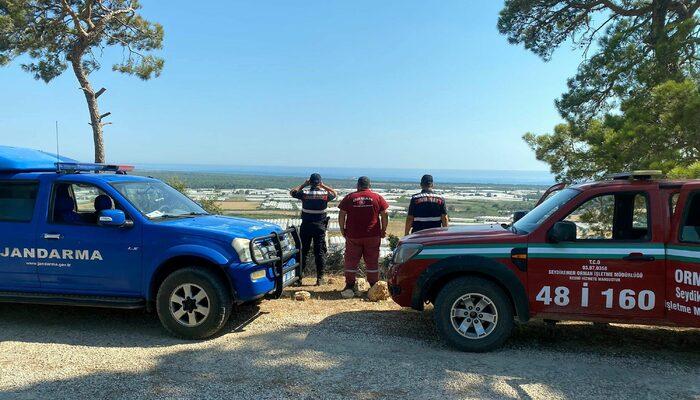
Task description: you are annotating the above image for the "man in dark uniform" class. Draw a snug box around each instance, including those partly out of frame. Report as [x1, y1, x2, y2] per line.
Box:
[405, 174, 449, 235]
[290, 173, 337, 285]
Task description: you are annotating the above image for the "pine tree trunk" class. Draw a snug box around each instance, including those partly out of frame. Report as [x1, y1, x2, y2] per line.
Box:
[69, 49, 106, 163]
[649, 0, 678, 81]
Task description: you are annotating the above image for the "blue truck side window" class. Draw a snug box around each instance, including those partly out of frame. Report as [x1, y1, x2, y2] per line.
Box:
[52, 183, 118, 225]
[0, 181, 39, 222]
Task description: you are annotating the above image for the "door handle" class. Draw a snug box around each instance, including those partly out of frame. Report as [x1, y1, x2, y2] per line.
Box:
[622, 252, 655, 261]
[42, 233, 63, 240]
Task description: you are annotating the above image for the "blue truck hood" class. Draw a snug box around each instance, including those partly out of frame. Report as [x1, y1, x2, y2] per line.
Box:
[156, 215, 283, 241]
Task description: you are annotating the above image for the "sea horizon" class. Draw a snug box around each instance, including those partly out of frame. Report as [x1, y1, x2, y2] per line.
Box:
[134, 163, 555, 186]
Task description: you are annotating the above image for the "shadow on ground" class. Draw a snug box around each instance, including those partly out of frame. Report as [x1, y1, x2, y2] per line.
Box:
[0, 302, 263, 348]
[0, 302, 698, 399]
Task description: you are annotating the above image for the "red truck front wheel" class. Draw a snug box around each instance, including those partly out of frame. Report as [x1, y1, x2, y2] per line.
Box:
[434, 276, 514, 352]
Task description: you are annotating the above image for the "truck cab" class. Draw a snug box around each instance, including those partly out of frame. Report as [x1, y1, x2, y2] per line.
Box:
[389, 171, 700, 351]
[0, 146, 300, 339]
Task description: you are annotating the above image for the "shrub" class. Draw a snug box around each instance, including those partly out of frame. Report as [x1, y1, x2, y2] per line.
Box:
[302, 243, 393, 280]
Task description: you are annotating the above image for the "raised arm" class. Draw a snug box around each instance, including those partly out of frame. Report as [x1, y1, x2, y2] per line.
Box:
[319, 182, 337, 199]
[290, 180, 310, 197]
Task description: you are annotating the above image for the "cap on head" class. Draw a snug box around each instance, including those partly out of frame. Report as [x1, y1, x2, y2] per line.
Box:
[309, 173, 322, 186]
[421, 174, 434, 187]
[357, 176, 370, 189]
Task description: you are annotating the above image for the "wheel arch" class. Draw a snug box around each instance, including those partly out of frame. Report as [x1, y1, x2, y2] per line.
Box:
[147, 255, 234, 311]
[411, 255, 530, 323]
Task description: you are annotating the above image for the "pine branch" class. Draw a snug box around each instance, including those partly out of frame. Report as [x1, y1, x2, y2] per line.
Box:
[61, 0, 88, 37]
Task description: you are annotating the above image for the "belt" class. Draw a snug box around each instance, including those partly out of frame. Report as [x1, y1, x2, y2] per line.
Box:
[413, 216, 441, 222]
[302, 208, 327, 214]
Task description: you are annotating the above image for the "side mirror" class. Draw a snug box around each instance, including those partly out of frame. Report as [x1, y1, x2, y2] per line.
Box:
[548, 221, 577, 243]
[97, 209, 129, 227]
[512, 211, 528, 223]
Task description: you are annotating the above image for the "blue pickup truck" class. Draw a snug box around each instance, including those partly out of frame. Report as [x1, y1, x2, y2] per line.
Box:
[0, 146, 301, 339]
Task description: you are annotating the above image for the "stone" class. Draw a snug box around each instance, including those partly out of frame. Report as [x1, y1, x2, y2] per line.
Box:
[340, 289, 355, 299]
[355, 278, 370, 292]
[367, 281, 390, 302]
[294, 291, 311, 301]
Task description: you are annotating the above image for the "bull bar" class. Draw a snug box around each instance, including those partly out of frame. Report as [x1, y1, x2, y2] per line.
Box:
[249, 226, 302, 299]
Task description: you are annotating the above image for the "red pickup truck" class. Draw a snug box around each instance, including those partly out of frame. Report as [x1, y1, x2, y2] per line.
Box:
[388, 172, 700, 351]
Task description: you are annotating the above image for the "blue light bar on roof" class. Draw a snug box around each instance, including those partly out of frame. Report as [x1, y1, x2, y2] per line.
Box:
[56, 162, 134, 174]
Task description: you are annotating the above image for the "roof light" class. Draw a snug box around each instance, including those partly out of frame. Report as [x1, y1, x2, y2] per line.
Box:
[609, 170, 664, 181]
[56, 162, 134, 174]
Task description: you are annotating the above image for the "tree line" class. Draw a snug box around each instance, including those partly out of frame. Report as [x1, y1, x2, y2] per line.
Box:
[499, 0, 700, 181]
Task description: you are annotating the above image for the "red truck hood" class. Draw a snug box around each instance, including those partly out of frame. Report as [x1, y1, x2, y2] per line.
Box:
[404, 224, 522, 246]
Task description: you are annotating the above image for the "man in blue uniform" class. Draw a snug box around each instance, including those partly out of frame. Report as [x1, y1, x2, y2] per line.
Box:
[405, 174, 449, 235]
[290, 173, 337, 285]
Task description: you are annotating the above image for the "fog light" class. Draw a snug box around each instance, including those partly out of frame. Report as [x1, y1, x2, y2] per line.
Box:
[250, 270, 266, 281]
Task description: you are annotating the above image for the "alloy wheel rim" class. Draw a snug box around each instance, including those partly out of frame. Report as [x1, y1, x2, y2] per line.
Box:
[169, 283, 210, 327]
[450, 293, 498, 339]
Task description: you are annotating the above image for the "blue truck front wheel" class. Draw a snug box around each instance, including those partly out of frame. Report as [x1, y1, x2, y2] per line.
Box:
[156, 267, 233, 339]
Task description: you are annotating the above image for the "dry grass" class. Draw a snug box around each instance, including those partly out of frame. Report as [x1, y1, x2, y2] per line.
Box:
[218, 200, 261, 211]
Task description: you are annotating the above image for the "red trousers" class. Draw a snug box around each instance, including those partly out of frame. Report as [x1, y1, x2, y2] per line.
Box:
[344, 236, 381, 285]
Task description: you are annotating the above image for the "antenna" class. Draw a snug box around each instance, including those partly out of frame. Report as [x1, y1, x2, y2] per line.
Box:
[55, 121, 60, 172]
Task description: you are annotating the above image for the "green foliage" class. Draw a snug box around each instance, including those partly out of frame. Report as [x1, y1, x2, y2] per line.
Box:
[501, 1, 700, 182]
[499, 1, 700, 123]
[1, 1, 164, 162]
[669, 161, 700, 178]
[386, 233, 400, 251]
[524, 79, 700, 182]
[166, 176, 187, 193]
[198, 198, 223, 216]
[166, 176, 223, 215]
[0, 0, 164, 82]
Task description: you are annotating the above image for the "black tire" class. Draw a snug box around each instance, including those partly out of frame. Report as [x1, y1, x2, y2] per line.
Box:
[434, 276, 514, 352]
[156, 267, 232, 339]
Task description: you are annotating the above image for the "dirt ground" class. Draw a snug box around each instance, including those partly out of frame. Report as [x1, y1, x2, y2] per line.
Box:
[0, 277, 698, 400]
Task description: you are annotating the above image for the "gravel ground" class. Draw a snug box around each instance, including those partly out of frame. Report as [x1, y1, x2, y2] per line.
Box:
[0, 277, 698, 400]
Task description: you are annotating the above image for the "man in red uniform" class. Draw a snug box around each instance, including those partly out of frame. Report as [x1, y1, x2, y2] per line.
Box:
[338, 176, 389, 293]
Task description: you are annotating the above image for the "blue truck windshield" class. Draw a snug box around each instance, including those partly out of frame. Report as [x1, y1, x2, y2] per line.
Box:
[112, 181, 208, 219]
[512, 188, 580, 234]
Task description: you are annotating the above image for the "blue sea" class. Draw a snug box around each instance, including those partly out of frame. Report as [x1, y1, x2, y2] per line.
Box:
[136, 164, 554, 186]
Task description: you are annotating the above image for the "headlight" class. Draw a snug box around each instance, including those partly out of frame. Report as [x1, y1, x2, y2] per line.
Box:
[393, 243, 423, 264]
[279, 232, 296, 254]
[233, 232, 296, 264]
[232, 238, 253, 262]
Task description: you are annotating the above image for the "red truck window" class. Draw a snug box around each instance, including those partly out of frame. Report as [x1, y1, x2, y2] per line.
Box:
[562, 192, 649, 241]
[670, 193, 680, 215]
[680, 192, 700, 243]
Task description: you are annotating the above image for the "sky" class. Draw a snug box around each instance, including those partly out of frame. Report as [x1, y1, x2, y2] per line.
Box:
[0, 1, 585, 172]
